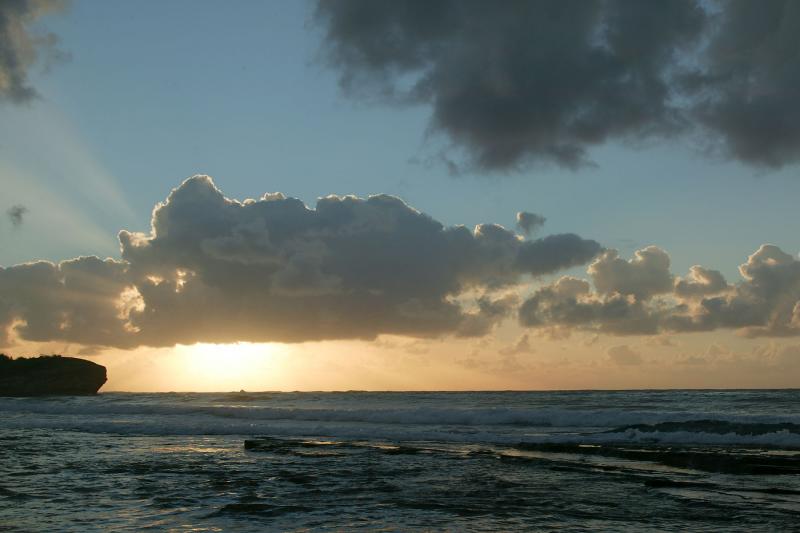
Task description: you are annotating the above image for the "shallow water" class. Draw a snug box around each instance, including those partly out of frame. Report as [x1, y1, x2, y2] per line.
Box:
[1, 390, 798, 531]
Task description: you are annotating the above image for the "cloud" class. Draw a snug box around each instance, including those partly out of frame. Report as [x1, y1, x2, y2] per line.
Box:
[456, 293, 519, 338]
[673, 265, 730, 299]
[519, 275, 661, 336]
[0, 175, 601, 348]
[607, 345, 642, 366]
[0, 0, 65, 103]
[691, 1, 800, 168]
[6, 204, 27, 227]
[316, 0, 800, 171]
[588, 246, 673, 300]
[0, 256, 132, 347]
[515, 212, 546, 237]
[515, 233, 602, 277]
[520, 244, 800, 338]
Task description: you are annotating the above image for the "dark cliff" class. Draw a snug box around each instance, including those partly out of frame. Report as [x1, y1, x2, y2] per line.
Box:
[0, 354, 107, 396]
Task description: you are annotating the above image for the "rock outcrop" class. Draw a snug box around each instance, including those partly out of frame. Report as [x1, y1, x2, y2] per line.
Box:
[0, 354, 107, 396]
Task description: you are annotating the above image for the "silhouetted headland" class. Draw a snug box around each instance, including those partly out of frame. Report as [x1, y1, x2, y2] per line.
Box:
[0, 354, 107, 396]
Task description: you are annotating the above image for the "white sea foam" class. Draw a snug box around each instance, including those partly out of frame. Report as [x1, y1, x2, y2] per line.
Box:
[568, 428, 800, 448]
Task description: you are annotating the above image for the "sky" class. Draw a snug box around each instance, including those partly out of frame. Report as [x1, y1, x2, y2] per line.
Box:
[1, 0, 800, 391]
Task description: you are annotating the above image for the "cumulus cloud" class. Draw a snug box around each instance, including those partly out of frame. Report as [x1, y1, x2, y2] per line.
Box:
[519, 275, 661, 336]
[516, 212, 546, 237]
[0, 256, 132, 347]
[520, 244, 800, 338]
[6, 204, 28, 227]
[315, 0, 800, 171]
[673, 265, 730, 299]
[588, 246, 673, 300]
[0, 0, 65, 103]
[0, 175, 601, 348]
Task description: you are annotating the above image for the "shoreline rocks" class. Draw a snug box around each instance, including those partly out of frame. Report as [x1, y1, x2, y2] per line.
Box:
[0, 354, 107, 396]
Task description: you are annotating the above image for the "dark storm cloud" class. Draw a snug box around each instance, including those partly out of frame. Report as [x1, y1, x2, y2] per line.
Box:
[6, 204, 28, 227]
[316, 0, 705, 171]
[0, 0, 64, 103]
[315, 0, 800, 171]
[519, 244, 800, 338]
[692, 0, 800, 168]
[0, 176, 601, 348]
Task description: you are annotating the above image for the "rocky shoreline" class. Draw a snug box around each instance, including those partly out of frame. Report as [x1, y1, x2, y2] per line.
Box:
[0, 354, 107, 396]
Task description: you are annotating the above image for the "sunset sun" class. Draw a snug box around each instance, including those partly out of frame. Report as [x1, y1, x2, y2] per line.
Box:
[173, 342, 283, 391]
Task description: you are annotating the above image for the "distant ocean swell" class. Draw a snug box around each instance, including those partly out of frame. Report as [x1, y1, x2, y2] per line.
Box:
[2, 398, 799, 448]
[3, 399, 800, 427]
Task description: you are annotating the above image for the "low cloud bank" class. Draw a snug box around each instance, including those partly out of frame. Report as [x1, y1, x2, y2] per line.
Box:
[3, 176, 797, 350]
[0, 176, 600, 348]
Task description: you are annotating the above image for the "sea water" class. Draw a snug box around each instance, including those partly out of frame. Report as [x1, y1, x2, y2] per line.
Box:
[1, 390, 798, 531]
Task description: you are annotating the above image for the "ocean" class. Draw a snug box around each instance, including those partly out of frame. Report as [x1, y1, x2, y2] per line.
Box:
[1, 390, 798, 531]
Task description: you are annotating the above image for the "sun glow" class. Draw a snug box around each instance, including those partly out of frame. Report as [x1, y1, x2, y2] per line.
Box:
[171, 342, 285, 391]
